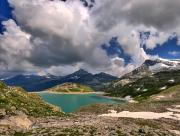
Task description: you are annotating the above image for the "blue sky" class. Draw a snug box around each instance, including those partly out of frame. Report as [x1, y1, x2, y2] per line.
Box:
[145, 37, 180, 60]
[0, 0, 13, 32]
[102, 35, 180, 64]
[102, 37, 132, 65]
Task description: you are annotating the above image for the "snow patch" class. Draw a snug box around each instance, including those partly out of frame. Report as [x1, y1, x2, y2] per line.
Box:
[149, 58, 180, 73]
[142, 89, 148, 92]
[149, 63, 170, 72]
[136, 88, 140, 91]
[99, 111, 180, 120]
[160, 86, 167, 90]
[168, 79, 175, 83]
[167, 108, 180, 113]
[125, 96, 132, 101]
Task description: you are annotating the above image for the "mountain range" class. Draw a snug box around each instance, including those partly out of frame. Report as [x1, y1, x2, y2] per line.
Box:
[105, 58, 180, 100]
[1, 69, 118, 92]
[1, 58, 180, 93]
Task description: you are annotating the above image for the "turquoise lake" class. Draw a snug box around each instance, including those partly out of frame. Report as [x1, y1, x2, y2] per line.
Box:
[38, 93, 125, 113]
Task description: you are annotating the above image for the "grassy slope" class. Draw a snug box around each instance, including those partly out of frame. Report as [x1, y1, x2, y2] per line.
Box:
[47, 82, 94, 93]
[78, 84, 180, 114]
[0, 82, 64, 117]
[106, 70, 180, 100]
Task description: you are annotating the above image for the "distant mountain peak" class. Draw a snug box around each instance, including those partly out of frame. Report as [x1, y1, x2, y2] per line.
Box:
[73, 69, 90, 75]
[95, 72, 115, 77]
[77, 69, 88, 72]
[143, 58, 180, 73]
[96, 72, 107, 75]
[122, 58, 180, 80]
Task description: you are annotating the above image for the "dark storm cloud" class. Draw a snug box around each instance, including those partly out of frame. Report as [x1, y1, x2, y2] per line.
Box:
[126, 0, 180, 30]
[92, 0, 180, 31]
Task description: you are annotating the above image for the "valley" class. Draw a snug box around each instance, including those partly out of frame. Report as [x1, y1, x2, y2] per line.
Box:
[0, 83, 180, 136]
[0, 59, 180, 135]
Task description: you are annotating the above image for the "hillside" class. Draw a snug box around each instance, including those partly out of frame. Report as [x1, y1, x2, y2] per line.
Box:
[0, 84, 180, 135]
[0, 82, 64, 117]
[113, 59, 180, 87]
[46, 82, 94, 93]
[150, 84, 180, 102]
[105, 69, 180, 101]
[74, 85, 180, 136]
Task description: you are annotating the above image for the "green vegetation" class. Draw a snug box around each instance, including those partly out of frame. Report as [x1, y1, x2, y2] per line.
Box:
[105, 70, 180, 100]
[0, 82, 65, 117]
[47, 82, 94, 93]
[79, 85, 180, 114]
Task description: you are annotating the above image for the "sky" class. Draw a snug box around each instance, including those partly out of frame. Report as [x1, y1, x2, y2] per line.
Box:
[0, 0, 180, 77]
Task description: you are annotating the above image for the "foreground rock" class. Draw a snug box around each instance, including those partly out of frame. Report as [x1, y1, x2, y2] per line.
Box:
[0, 114, 178, 136]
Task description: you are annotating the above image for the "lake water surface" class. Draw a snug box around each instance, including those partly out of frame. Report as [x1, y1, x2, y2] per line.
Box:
[38, 93, 125, 113]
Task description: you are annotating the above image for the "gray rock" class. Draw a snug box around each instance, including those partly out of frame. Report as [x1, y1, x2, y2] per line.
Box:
[0, 109, 6, 117]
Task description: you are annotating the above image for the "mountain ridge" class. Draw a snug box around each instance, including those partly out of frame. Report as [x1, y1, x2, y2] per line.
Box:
[2, 69, 118, 92]
[105, 58, 180, 100]
[117, 58, 180, 86]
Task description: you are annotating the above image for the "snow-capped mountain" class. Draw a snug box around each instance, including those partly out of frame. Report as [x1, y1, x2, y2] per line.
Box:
[124, 58, 180, 78]
[148, 58, 180, 73]
[115, 58, 180, 86]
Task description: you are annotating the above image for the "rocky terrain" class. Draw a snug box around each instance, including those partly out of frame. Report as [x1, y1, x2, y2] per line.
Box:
[110, 59, 180, 87]
[0, 81, 180, 135]
[103, 60, 180, 100]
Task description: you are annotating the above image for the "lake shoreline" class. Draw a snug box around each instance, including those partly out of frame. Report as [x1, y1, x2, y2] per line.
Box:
[30, 91, 126, 101]
[29, 91, 127, 101]
[99, 95, 127, 101]
[36, 91, 124, 113]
